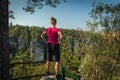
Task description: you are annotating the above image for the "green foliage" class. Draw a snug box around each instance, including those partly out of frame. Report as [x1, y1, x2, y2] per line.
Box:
[10, 25, 81, 79]
[81, 1, 120, 80]
[9, 1, 120, 80]
[23, 0, 66, 14]
[90, 2, 120, 31]
[10, 13, 120, 80]
[9, 3, 120, 80]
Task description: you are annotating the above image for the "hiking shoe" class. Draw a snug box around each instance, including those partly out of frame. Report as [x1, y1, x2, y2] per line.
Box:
[56, 74, 61, 80]
[46, 71, 50, 76]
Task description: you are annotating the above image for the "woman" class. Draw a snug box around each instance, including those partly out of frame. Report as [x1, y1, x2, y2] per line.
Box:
[41, 17, 62, 80]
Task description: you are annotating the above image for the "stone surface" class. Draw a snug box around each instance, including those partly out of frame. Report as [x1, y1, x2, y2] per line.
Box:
[18, 35, 25, 49]
[40, 75, 73, 80]
[9, 36, 18, 49]
[40, 75, 56, 80]
[30, 39, 45, 61]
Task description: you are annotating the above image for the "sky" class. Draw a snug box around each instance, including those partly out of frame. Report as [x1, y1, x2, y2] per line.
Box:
[9, 0, 120, 30]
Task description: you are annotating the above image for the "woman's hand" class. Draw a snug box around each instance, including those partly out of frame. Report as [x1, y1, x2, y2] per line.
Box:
[45, 41, 48, 44]
[58, 31, 62, 44]
[59, 40, 62, 44]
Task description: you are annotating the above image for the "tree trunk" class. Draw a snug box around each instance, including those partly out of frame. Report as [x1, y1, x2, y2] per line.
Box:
[0, 0, 10, 80]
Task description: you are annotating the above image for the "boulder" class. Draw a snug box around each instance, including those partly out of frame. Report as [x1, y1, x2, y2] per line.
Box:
[40, 75, 73, 80]
[40, 75, 56, 80]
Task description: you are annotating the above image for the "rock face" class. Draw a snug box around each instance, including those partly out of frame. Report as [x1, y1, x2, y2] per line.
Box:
[9, 36, 18, 53]
[67, 37, 74, 52]
[18, 35, 25, 49]
[68, 37, 81, 52]
[9, 35, 46, 61]
[9, 36, 18, 48]
[74, 39, 80, 48]
[30, 39, 45, 61]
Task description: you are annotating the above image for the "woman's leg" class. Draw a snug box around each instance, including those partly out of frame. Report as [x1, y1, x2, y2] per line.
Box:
[46, 60, 50, 72]
[55, 62, 60, 75]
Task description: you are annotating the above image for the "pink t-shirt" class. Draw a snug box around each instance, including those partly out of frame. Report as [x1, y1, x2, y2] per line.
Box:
[45, 27, 60, 44]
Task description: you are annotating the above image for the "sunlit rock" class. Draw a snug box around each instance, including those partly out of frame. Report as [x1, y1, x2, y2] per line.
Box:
[40, 75, 72, 80]
[40, 76, 56, 80]
[30, 38, 45, 61]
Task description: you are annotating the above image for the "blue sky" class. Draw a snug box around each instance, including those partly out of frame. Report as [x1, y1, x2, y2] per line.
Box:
[9, 0, 120, 30]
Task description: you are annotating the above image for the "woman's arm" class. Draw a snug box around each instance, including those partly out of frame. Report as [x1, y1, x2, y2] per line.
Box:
[41, 31, 47, 43]
[58, 31, 63, 44]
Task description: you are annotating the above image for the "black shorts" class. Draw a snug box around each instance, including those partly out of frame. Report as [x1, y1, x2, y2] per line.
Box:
[46, 43, 60, 62]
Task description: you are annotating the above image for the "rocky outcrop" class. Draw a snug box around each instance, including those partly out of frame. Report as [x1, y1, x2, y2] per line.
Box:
[30, 39, 45, 61]
[9, 35, 46, 61]
[68, 37, 81, 52]
[9, 36, 18, 49]
[18, 35, 25, 49]
[40, 75, 56, 80]
[40, 75, 73, 80]
[9, 36, 18, 53]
